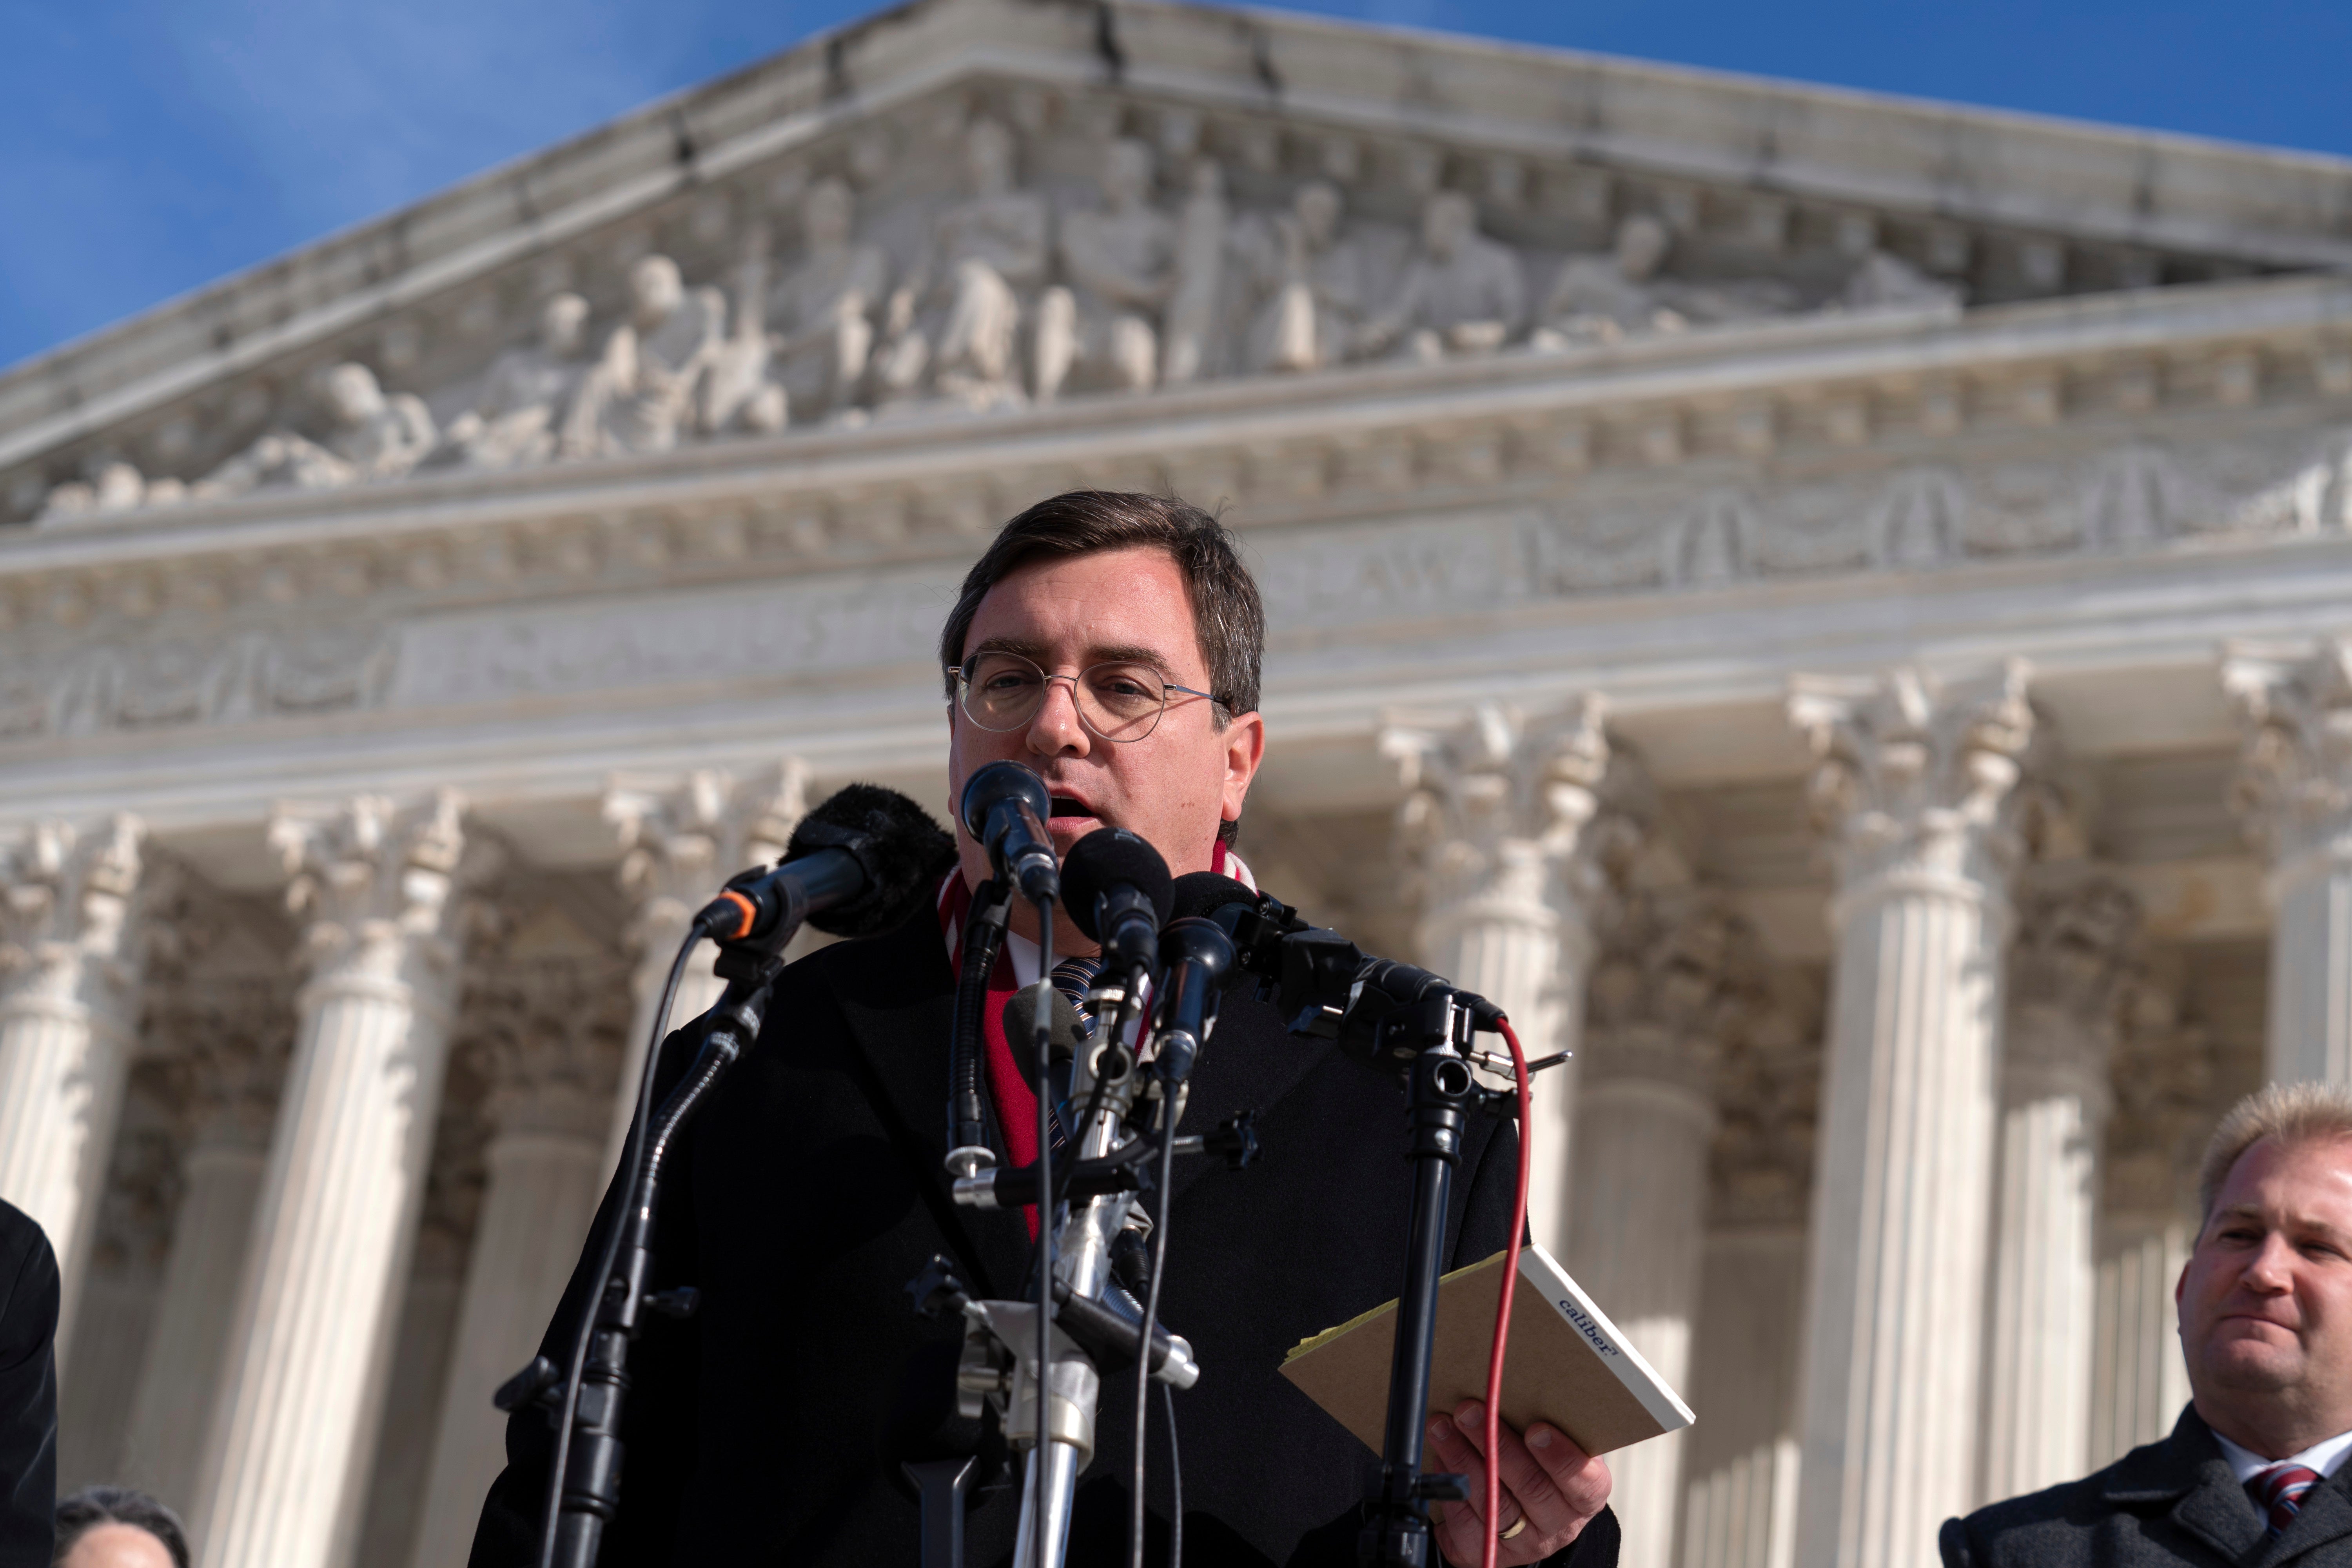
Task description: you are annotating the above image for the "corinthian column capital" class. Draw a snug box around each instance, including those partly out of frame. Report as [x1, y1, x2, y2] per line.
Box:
[267, 791, 472, 1019]
[2221, 638, 2352, 871]
[604, 760, 810, 940]
[0, 813, 148, 1007]
[1789, 661, 2042, 915]
[1383, 696, 1644, 932]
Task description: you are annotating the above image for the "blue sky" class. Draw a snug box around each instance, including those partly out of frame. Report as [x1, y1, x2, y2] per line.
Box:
[3, 0, 2347, 374]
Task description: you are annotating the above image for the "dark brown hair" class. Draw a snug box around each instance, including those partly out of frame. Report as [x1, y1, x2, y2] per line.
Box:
[55, 1488, 190, 1568]
[939, 490, 1264, 844]
[938, 490, 1265, 720]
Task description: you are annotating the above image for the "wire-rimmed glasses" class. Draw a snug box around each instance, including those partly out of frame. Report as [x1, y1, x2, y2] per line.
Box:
[949, 650, 1222, 743]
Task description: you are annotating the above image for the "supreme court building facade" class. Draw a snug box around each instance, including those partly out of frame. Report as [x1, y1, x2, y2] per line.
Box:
[4, 2, 2351, 1565]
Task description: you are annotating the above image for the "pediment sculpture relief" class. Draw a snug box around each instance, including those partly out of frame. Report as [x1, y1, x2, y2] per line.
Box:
[32, 105, 1982, 523]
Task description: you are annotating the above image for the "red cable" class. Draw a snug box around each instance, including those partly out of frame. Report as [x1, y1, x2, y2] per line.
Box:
[1483, 1016, 1533, 1568]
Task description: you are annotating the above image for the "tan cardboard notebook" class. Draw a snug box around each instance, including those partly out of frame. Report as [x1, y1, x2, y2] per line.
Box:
[1278, 1241, 1694, 1459]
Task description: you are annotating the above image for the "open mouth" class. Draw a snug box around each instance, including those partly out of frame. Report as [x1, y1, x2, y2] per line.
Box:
[1049, 797, 1095, 819]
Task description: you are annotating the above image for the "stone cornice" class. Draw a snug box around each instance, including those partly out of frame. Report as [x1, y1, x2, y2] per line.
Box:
[7, 0, 2351, 478]
[2, 275, 2345, 618]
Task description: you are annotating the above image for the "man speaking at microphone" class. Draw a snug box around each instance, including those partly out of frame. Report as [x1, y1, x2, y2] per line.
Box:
[469, 490, 1617, 1567]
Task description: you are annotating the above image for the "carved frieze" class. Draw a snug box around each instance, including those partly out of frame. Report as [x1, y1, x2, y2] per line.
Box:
[0, 421, 2350, 746]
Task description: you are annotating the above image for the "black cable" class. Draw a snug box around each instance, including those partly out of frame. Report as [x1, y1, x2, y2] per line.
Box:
[536, 920, 711, 1568]
[1129, 1085, 1182, 1568]
[1162, 1379, 1183, 1568]
[1031, 897, 1056, 1568]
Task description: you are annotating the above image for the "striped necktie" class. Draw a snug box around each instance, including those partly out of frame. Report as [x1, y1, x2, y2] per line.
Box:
[2249, 1463, 2323, 1539]
[1043, 956, 1105, 1153]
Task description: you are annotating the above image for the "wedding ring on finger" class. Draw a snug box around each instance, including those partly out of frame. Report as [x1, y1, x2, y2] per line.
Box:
[1499, 1516, 1529, 1541]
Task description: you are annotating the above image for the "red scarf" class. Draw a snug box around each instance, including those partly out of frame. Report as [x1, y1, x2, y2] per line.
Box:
[935, 843, 1254, 1239]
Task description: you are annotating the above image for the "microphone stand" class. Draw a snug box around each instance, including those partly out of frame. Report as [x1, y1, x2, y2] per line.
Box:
[535, 909, 802, 1568]
[1360, 991, 1480, 1568]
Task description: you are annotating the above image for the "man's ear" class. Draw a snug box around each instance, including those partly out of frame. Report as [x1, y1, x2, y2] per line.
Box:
[1220, 710, 1267, 826]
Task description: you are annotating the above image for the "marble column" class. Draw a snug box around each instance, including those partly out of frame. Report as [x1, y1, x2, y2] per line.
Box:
[120, 961, 292, 1512]
[1677, 953, 1822, 1568]
[1978, 876, 2135, 1503]
[1572, 889, 1752, 1568]
[191, 793, 474, 1568]
[2222, 639, 2352, 1084]
[410, 913, 622, 1568]
[2089, 962, 2210, 1465]
[1679, 1231, 1806, 1568]
[0, 815, 148, 1351]
[1384, 698, 1642, 1258]
[1786, 662, 2039, 1568]
[603, 760, 806, 1174]
[56, 1058, 184, 1489]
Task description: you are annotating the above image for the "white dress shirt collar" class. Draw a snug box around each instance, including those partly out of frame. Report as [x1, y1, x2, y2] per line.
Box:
[2214, 1424, 2352, 1483]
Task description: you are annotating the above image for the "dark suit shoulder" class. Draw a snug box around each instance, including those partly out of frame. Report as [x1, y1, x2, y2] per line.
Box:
[0, 1199, 57, 1369]
[1942, 1423, 2216, 1568]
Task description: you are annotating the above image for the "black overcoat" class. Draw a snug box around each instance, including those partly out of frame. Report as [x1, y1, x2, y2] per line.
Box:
[0, 1197, 56, 1568]
[1942, 1406, 2352, 1566]
[468, 901, 1620, 1567]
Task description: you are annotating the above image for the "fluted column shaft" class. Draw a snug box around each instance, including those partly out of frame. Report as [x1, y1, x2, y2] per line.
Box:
[1979, 1010, 2109, 1500]
[1386, 699, 1633, 1258]
[0, 816, 147, 1349]
[2223, 641, 2352, 1083]
[410, 1015, 614, 1568]
[1788, 664, 2036, 1568]
[1573, 1054, 1713, 1568]
[1680, 1229, 1808, 1568]
[2090, 1213, 2193, 1465]
[192, 794, 470, 1568]
[1978, 878, 2132, 1502]
[122, 1136, 267, 1506]
[1573, 891, 1753, 1568]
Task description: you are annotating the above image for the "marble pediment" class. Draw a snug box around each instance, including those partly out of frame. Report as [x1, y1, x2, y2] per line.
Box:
[6, 0, 2350, 526]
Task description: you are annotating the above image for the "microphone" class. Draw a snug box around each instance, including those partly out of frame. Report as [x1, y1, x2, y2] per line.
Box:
[1061, 828, 1173, 971]
[697, 784, 956, 944]
[1150, 918, 1234, 1084]
[958, 761, 1059, 903]
[1167, 871, 1502, 1045]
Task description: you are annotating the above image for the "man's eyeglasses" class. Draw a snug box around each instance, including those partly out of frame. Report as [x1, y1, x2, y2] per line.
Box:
[949, 650, 1223, 743]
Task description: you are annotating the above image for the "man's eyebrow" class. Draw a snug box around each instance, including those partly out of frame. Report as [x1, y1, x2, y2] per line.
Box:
[2205, 1203, 2352, 1244]
[963, 636, 1184, 677]
[964, 636, 1050, 662]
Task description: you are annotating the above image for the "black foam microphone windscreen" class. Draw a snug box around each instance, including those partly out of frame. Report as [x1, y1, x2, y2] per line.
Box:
[784, 783, 958, 938]
[1061, 827, 1175, 943]
[1169, 871, 1258, 924]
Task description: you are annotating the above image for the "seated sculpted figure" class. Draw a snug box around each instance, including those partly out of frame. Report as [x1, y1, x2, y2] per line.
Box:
[197, 362, 436, 497]
[430, 292, 595, 470]
[873, 118, 1049, 410]
[1038, 137, 1179, 401]
[764, 178, 889, 421]
[1352, 191, 1526, 363]
[1842, 247, 1964, 311]
[575, 255, 726, 455]
[1239, 179, 1367, 375]
[1535, 215, 1797, 348]
[38, 459, 160, 523]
